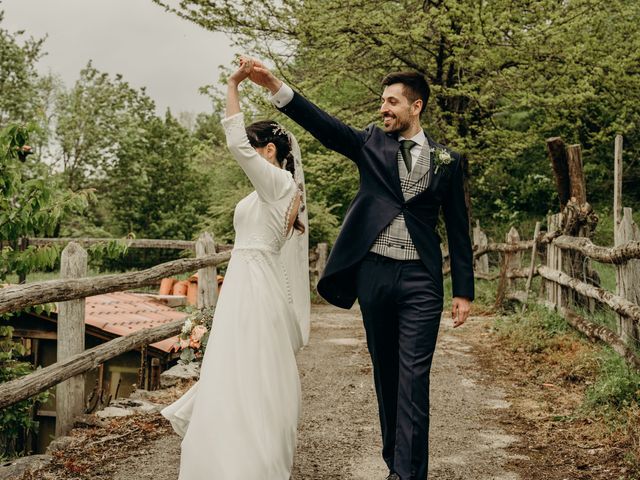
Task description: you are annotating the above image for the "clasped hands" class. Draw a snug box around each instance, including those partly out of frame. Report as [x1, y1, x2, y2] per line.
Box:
[228, 56, 283, 94]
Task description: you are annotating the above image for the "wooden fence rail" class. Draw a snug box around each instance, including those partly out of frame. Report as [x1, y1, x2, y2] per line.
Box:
[553, 235, 640, 264]
[0, 251, 231, 315]
[25, 237, 234, 252]
[0, 318, 185, 409]
[538, 265, 640, 324]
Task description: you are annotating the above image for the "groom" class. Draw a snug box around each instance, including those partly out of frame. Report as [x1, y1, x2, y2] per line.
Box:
[248, 60, 474, 480]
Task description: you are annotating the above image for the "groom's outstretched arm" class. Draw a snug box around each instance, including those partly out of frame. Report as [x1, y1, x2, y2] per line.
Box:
[250, 60, 368, 163]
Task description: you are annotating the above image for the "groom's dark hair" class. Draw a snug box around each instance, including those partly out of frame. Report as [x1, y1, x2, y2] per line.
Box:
[381, 72, 430, 117]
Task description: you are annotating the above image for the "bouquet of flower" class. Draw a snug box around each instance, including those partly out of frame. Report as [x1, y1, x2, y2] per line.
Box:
[176, 306, 215, 364]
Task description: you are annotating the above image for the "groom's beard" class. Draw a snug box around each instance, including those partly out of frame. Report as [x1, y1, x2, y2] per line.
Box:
[382, 113, 412, 134]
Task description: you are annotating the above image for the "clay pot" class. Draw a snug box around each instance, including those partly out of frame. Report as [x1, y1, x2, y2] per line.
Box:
[186, 280, 198, 306]
[159, 277, 176, 295]
[172, 280, 189, 296]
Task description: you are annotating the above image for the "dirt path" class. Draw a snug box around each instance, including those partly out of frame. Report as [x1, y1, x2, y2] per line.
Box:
[109, 304, 522, 480]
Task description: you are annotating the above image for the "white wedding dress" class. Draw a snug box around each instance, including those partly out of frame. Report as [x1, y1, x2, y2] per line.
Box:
[161, 112, 310, 480]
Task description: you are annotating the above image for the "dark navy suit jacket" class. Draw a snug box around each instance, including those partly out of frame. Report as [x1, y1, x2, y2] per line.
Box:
[278, 91, 474, 309]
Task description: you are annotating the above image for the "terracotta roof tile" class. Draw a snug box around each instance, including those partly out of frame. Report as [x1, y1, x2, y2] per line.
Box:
[82, 292, 186, 353]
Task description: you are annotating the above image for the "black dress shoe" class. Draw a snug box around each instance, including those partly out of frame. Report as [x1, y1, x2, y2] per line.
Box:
[386, 474, 400, 480]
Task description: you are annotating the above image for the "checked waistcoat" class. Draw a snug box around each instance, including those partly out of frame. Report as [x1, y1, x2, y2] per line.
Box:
[370, 140, 432, 260]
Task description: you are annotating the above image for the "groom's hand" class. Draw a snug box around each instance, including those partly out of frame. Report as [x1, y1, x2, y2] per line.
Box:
[241, 56, 282, 94]
[452, 297, 471, 328]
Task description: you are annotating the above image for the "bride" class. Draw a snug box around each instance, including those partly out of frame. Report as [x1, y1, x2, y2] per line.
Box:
[161, 58, 310, 479]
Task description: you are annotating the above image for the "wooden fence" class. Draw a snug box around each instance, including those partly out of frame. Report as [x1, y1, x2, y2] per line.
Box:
[0, 233, 230, 435]
[0, 234, 330, 437]
[466, 134, 640, 371]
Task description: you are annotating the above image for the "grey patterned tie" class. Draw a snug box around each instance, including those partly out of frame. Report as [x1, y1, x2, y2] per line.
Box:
[399, 139, 417, 173]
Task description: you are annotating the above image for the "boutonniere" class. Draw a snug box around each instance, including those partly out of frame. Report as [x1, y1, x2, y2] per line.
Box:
[431, 147, 453, 174]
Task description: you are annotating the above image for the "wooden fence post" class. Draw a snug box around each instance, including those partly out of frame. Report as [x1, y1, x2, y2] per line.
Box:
[614, 134, 624, 244]
[566, 144, 587, 204]
[616, 210, 640, 345]
[522, 221, 541, 314]
[473, 220, 489, 275]
[315, 243, 328, 289]
[56, 242, 88, 436]
[613, 136, 640, 346]
[196, 232, 218, 309]
[546, 214, 564, 309]
[505, 227, 521, 290]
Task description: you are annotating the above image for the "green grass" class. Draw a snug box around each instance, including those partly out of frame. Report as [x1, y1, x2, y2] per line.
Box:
[584, 347, 640, 411]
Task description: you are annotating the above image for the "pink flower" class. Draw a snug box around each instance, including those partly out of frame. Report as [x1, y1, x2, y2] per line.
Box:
[191, 325, 208, 343]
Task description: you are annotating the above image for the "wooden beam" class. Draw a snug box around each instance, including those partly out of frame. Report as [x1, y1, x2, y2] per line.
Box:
[56, 242, 88, 436]
[613, 134, 623, 243]
[11, 329, 57, 340]
[26, 237, 234, 253]
[0, 318, 184, 409]
[522, 221, 542, 313]
[560, 307, 640, 371]
[196, 232, 218, 309]
[0, 251, 231, 315]
[538, 265, 640, 323]
[546, 137, 571, 207]
[566, 144, 587, 204]
[553, 235, 640, 264]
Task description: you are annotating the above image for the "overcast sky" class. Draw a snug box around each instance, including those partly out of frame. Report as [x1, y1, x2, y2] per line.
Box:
[1, 0, 237, 115]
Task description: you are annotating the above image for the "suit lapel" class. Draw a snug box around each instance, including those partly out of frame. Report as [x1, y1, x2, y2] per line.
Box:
[383, 133, 404, 200]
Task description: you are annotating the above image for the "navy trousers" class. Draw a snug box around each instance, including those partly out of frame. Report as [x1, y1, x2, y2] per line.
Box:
[356, 253, 443, 480]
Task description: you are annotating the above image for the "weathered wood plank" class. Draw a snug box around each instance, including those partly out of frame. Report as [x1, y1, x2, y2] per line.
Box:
[538, 265, 640, 323]
[0, 319, 184, 409]
[566, 144, 587, 204]
[560, 307, 640, 371]
[473, 220, 489, 275]
[522, 222, 541, 313]
[546, 137, 571, 208]
[505, 227, 521, 290]
[616, 208, 640, 345]
[26, 237, 234, 252]
[196, 232, 218, 309]
[553, 235, 640, 264]
[614, 134, 624, 243]
[0, 251, 231, 315]
[56, 242, 87, 436]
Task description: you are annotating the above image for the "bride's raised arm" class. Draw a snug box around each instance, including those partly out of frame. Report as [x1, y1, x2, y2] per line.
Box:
[222, 59, 293, 203]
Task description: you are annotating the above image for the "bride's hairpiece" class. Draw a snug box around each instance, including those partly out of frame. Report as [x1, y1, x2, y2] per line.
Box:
[272, 123, 288, 138]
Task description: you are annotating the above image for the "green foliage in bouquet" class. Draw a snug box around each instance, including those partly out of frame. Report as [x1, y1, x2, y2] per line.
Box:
[176, 307, 216, 364]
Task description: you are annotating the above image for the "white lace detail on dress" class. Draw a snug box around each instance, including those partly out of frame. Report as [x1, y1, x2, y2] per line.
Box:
[283, 186, 303, 238]
[233, 233, 281, 253]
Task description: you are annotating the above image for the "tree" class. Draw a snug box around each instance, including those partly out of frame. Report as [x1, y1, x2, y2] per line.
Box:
[0, 125, 90, 281]
[54, 62, 156, 191]
[155, 0, 640, 223]
[0, 124, 89, 458]
[0, 12, 54, 150]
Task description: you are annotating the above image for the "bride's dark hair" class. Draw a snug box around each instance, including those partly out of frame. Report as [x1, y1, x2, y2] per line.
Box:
[245, 120, 305, 234]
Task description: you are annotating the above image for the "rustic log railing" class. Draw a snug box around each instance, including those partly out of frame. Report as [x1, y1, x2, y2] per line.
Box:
[0, 251, 232, 315]
[0, 238, 332, 416]
[465, 135, 640, 370]
[25, 236, 234, 252]
[0, 318, 185, 410]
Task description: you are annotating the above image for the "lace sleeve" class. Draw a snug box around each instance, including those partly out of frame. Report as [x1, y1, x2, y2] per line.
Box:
[221, 112, 294, 203]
